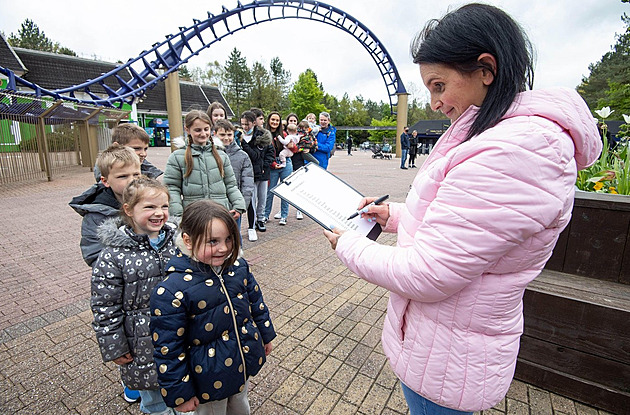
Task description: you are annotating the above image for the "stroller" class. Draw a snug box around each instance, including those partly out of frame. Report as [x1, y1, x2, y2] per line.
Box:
[371, 143, 392, 159]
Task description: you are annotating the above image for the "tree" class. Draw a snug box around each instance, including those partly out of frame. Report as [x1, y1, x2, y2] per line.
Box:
[222, 48, 252, 117]
[269, 57, 291, 111]
[8, 19, 76, 56]
[250, 61, 275, 111]
[369, 117, 397, 143]
[578, 13, 630, 116]
[335, 93, 352, 126]
[346, 96, 370, 126]
[178, 65, 193, 82]
[288, 69, 326, 118]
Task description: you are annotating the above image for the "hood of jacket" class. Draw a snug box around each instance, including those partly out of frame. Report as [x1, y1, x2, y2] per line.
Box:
[69, 183, 120, 217]
[449, 87, 601, 170]
[224, 141, 241, 157]
[254, 126, 273, 146]
[97, 217, 178, 248]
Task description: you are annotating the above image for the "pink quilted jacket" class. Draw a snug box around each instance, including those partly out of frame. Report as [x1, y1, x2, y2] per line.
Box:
[335, 88, 601, 411]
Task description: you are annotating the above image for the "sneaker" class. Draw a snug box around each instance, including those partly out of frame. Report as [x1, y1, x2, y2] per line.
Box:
[279, 217, 287, 225]
[401, 166, 408, 170]
[122, 383, 140, 404]
[296, 211, 303, 220]
[256, 221, 266, 232]
[274, 212, 282, 219]
[248, 228, 258, 241]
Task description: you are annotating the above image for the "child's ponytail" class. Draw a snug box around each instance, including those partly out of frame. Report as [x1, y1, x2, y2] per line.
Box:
[184, 135, 194, 178]
[211, 144, 225, 178]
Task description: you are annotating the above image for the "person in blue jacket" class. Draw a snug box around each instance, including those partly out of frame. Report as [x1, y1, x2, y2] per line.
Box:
[151, 200, 276, 414]
[314, 111, 336, 169]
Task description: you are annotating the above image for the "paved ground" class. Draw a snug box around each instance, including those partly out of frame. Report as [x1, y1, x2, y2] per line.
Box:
[0, 148, 616, 414]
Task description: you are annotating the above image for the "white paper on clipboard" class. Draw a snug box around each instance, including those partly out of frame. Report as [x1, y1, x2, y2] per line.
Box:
[270, 163, 382, 240]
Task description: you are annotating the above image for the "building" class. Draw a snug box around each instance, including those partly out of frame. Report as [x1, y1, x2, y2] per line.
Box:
[0, 34, 233, 147]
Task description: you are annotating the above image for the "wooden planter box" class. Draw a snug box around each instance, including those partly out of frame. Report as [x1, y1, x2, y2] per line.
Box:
[516, 192, 630, 415]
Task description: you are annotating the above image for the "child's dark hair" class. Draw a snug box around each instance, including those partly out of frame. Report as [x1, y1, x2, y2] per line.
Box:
[240, 110, 256, 124]
[121, 176, 169, 228]
[180, 200, 240, 268]
[184, 110, 225, 179]
[297, 120, 310, 130]
[411, 3, 534, 141]
[250, 107, 264, 120]
[213, 119, 234, 133]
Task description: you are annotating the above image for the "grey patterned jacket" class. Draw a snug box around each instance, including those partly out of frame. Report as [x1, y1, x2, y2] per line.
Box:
[91, 218, 178, 390]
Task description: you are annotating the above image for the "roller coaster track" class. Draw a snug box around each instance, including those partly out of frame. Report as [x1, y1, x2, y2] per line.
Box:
[0, 0, 406, 113]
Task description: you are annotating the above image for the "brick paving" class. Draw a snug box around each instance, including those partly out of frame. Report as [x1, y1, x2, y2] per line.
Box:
[0, 147, 615, 414]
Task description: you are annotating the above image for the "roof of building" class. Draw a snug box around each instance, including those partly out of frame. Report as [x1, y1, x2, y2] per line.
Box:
[137, 79, 234, 117]
[409, 119, 451, 136]
[14, 47, 129, 97]
[1, 41, 231, 116]
[0, 34, 26, 75]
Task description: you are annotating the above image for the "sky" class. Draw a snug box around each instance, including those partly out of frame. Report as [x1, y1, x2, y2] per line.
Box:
[1, 0, 628, 106]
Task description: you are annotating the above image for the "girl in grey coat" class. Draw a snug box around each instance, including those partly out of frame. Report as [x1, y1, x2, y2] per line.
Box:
[91, 177, 178, 414]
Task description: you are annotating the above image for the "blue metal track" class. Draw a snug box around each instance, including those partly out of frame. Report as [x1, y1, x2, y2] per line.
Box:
[0, 0, 406, 113]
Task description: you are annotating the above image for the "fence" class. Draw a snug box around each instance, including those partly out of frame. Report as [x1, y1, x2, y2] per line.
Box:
[0, 91, 129, 184]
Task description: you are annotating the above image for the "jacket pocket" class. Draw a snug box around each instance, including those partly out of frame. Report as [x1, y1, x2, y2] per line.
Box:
[391, 297, 411, 342]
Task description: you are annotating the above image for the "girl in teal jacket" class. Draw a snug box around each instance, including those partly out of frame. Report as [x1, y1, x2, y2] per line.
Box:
[163, 110, 245, 218]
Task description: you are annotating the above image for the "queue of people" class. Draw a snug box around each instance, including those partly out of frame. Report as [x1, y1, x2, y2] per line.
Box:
[71, 4, 603, 414]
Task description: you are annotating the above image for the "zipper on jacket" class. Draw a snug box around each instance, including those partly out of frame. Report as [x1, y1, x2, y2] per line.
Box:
[214, 269, 248, 384]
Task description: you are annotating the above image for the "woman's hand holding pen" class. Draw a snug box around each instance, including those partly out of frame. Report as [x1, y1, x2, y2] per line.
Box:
[357, 196, 390, 226]
[324, 195, 390, 250]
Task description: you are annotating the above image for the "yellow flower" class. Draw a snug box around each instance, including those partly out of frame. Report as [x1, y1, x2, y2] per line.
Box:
[610, 187, 618, 194]
[593, 182, 604, 191]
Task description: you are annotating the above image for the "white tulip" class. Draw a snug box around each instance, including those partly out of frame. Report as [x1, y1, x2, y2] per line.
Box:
[595, 107, 614, 119]
[623, 114, 630, 124]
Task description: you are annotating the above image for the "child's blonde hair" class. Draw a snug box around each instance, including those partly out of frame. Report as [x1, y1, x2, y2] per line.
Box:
[180, 200, 240, 267]
[286, 123, 298, 134]
[97, 143, 140, 178]
[184, 110, 225, 179]
[121, 176, 169, 228]
[112, 123, 150, 145]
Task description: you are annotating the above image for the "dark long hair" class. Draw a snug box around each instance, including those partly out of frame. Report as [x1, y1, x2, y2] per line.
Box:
[180, 200, 240, 268]
[411, 3, 534, 140]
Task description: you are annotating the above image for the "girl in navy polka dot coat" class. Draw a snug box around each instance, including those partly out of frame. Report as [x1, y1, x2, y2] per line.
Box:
[150, 200, 276, 414]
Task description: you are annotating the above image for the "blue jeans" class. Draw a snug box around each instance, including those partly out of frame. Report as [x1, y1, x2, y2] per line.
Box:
[138, 389, 170, 414]
[400, 148, 409, 167]
[401, 383, 473, 415]
[265, 159, 293, 219]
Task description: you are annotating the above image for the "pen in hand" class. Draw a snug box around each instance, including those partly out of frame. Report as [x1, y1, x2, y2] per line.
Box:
[347, 195, 389, 220]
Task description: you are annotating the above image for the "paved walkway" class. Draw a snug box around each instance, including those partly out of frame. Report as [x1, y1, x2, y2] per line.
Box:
[0, 148, 615, 414]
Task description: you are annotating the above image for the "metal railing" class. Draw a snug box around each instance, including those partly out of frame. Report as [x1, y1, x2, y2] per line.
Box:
[0, 91, 128, 184]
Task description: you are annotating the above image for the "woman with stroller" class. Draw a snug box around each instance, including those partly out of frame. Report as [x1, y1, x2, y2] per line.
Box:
[323, 3, 601, 414]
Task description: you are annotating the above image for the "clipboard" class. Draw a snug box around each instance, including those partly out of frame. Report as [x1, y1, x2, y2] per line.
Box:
[270, 163, 382, 240]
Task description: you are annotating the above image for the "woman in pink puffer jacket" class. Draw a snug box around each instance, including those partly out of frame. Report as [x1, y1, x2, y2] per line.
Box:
[325, 4, 601, 414]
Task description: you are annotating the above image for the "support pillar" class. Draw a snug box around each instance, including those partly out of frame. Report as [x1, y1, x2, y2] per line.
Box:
[165, 71, 183, 152]
[395, 92, 409, 158]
